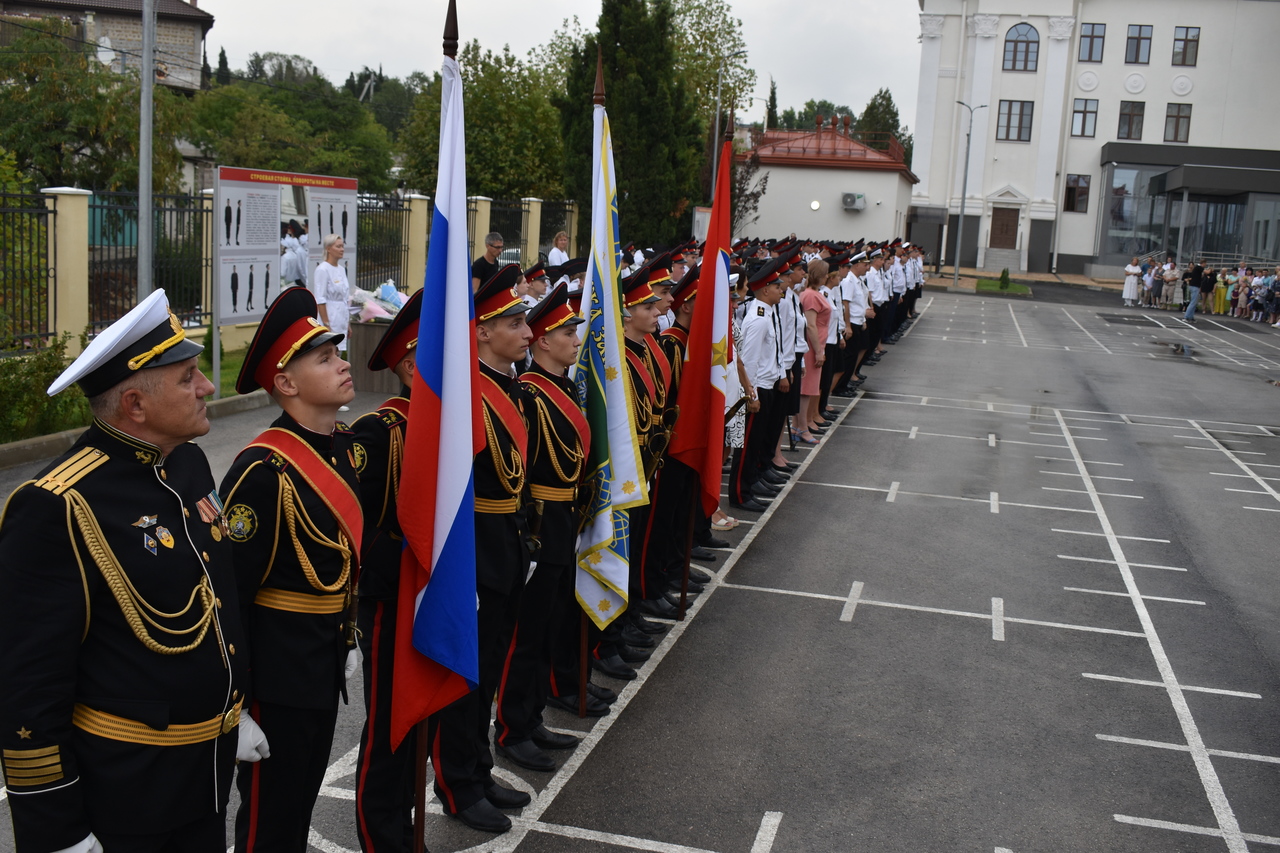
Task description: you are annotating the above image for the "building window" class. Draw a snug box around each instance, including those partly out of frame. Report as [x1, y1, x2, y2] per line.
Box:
[1064, 175, 1091, 213]
[1172, 26, 1200, 66]
[1078, 23, 1105, 62]
[1003, 24, 1040, 72]
[1125, 24, 1152, 64]
[1118, 101, 1145, 140]
[1071, 99, 1099, 137]
[996, 100, 1034, 142]
[1165, 103, 1192, 143]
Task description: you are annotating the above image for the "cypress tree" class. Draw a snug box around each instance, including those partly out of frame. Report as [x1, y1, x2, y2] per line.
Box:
[557, 0, 702, 249]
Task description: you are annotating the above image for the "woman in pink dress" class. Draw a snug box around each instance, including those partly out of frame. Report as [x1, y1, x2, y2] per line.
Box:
[798, 259, 832, 443]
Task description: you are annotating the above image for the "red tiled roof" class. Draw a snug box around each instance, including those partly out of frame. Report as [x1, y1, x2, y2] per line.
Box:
[745, 128, 917, 182]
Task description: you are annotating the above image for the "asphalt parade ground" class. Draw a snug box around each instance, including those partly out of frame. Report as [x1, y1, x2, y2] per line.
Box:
[3, 286, 1280, 852]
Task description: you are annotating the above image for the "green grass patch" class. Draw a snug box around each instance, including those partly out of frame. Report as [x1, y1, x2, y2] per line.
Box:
[202, 346, 248, 399]
[976, 278, 1032, 295]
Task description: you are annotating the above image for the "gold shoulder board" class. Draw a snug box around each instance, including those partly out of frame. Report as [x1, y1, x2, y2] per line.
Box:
[35, 448, 109, 496]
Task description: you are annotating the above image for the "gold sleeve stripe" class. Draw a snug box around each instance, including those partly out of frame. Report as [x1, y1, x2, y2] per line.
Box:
[2, 756, 61, 769]
[6, 764, 63, 778]
[35, 448, 109, 495]
[3, 745, 59, 760]
[5, 770, 64, 787]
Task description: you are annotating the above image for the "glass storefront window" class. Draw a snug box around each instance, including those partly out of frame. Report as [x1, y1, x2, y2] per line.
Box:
[1103, 164, 1171, 256]
[1252, 199, 1280, 259]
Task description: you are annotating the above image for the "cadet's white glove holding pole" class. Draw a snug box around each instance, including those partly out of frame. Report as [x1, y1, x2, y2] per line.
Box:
[345, 647, 362, 682]
[237, 715, 270, 762]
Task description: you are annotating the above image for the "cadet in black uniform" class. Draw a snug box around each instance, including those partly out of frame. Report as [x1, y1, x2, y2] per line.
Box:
[350, 290, 422, 853]
[493, 283, 588, 772]
[428, 264, 533, 835]
[0, 289, 247, 852]
[221, 287, 361, 853]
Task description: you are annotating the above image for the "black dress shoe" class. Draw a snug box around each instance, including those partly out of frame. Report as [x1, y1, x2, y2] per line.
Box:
[833, 388, 856, 397]
[546, 692, 611, 716]
[586, 681, 618, 702]
[751, 482, 779, 498]
[496, 739, 556, 772]
[531, 724, 579, 750]
[762, 469, 789, 485]
[453, 798, 511, 833]
[618, 643, 652, 663]
[822, 410, 838, 420]
[620, 622, 656, 648]
[854, 372, 867, 380]
[636, 596, 679, 619]
[485, 780, 532, 808]
[690, 544, 718, 561]
[688, 566, 713, 584]
[730, 498, 769, 513]
[668, 578, 704, 595]
[769, 464, 794, 476]
[592, 653, 638, 680]
[628, 610, 668, 634]
[700, 534, 731, 548]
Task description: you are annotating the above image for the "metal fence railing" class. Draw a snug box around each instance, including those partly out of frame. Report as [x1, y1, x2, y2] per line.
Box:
[0, 192, 55, 352]
[88, 192, 210, 332]
[539, 200, 577, 263]
[355, 194, 410, 291]
[489, 199, 528, 267]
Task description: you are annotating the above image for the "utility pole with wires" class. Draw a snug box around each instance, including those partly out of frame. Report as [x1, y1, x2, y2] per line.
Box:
[137, 0, 155, 299]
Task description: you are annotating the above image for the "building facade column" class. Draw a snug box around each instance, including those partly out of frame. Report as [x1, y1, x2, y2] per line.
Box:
[1032, 17, 1075, 214]
[960, 14, 1000, 267]
[43, 187, 93, 356]
[912, 14, 946, 201]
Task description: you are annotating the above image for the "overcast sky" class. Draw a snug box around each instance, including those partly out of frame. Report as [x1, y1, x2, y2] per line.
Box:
[203, 0, 922, 130]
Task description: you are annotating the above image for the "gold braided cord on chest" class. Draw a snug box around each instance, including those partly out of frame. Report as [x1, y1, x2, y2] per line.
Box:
[65, 490, 215, 655]
[280, 475, 351, 594]
[482, 403, 526, 497]
[532, 395, 584, 484]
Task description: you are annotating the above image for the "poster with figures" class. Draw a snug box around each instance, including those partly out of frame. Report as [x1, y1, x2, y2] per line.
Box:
[214, 166, 359, 326]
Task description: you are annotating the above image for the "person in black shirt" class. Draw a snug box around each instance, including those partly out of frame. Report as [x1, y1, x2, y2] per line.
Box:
[471, 231, 505, 292]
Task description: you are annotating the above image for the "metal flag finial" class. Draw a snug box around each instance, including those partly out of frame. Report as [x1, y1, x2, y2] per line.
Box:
[593, 44, 605, 106]
[443, 0, 459, 58]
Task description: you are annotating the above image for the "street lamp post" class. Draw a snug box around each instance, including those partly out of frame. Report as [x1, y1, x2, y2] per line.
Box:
[712, 49, 748, 199]
[952, 100, 986, 292]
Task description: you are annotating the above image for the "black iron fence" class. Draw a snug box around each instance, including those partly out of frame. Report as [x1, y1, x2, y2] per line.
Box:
[0, 192, 55, 352]
[539, 200, 576, 263]
[355, 194, 410, 291]
[88, 192, 210, 332]
[489, 199, 528, 266]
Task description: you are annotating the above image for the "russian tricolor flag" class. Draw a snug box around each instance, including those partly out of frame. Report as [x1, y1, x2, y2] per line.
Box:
[390, 53, 481, 750]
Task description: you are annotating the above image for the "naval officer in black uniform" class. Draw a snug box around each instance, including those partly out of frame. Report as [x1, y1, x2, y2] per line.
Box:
[0, 289, 248, 852]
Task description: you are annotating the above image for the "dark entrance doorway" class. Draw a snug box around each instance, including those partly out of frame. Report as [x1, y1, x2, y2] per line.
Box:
[990, 207, 1019, 249]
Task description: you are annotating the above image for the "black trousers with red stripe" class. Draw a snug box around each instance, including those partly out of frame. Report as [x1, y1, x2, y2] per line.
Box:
[354, 597, 417, 853]
[426, 581, 522, 814]
[234, 700, 340, 853]
[729, 387, 777, 504]
[549, 557, 585, 698]
[494, 559, 571, 746]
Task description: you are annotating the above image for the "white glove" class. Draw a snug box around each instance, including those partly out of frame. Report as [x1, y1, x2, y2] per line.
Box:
[237, 714, 270, 762]
[345, 647, 362, 682]
[54, 834, 102, 853]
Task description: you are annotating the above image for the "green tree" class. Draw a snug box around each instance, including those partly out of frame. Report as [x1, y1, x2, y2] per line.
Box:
[401, 41, 564, 199]
[558, 0, 703, 248]
[345, 66, 416, 140]
[190, 85, 314, 173]
[778, 98, 854, 131]
[668, 0, 755, 131]
[766, 76, 778, 130]
[0, 19, 190, 190]
[856, 87, 913, 165]
[215, 47, 231, 86]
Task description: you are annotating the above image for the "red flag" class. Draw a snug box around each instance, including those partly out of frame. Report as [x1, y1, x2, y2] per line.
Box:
[669, 139, 732, 517]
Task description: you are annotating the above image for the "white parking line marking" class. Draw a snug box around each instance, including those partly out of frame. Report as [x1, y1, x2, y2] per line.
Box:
[1057, 409, 1248, 851]
[909, 426, 919, 439]
[1058, 555, 1188, 572]
[991, 598, 1005, 641]
[1043, 487, 1143, 499]
[840, 581, 864, 622]
[1113, 814, 1280, 847]
[750, 812, 785, 853]
[886, 481, 899, 502]
[1052, 529, 1169, 542]
[990, 492, 999, 514]
[1097, 734, 1280, 765]
[1243, 506, 1280, 513]
[1009, 303, 1028, 347]
[1190, 420, 1280, 506]
[988, 433, 997, 447]
[1082, 673, 1261, 698]
[1064, 587, 1205, 605]
[1060, 307, 1113, 354]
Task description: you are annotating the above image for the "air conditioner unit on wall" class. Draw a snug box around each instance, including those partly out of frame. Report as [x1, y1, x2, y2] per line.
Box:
[842, 192, 866, 211]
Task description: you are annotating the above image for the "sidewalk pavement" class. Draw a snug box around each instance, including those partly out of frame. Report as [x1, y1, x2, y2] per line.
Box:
[929, 265, 1123, 293]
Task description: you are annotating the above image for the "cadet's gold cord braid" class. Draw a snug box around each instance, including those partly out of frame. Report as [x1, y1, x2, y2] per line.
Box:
[483, 404, 525, 497]
[66, 490, 214, 655]
[280, 476, 351, 594]
[534, 396, 584, 483]
[381, 426, 404, 528]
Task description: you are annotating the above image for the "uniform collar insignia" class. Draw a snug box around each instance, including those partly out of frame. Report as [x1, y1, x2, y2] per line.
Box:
[131, 515, 158, 528]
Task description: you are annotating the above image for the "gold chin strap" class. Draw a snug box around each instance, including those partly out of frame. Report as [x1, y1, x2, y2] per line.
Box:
[277, 325, 329, 370]
[127, 313, 186, 371]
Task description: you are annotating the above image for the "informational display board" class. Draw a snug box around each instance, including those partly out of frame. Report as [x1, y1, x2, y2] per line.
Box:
[212, 166, 359, 326]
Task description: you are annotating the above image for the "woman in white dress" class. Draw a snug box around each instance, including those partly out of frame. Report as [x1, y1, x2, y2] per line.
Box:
[1123, 257, 1142, 307]
[312, 234, 350, 353]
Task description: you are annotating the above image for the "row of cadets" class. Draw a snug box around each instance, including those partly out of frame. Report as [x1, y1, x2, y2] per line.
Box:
[728, 260, 790, 512]
[0, 290, 247, 853]
[863, 247, 892, 361]
[347, 289, 421, 852]
[426, 263, 537, 834]
[219, 287, 364, 852]
[492, 282, 591, 773]
[774, 246, 808, 468]
[832, 251, 874, 396]
[885, 238, 909, 339]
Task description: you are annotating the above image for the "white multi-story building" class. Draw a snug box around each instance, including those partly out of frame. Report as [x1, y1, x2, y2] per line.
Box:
[908, 0, 1280, 276]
